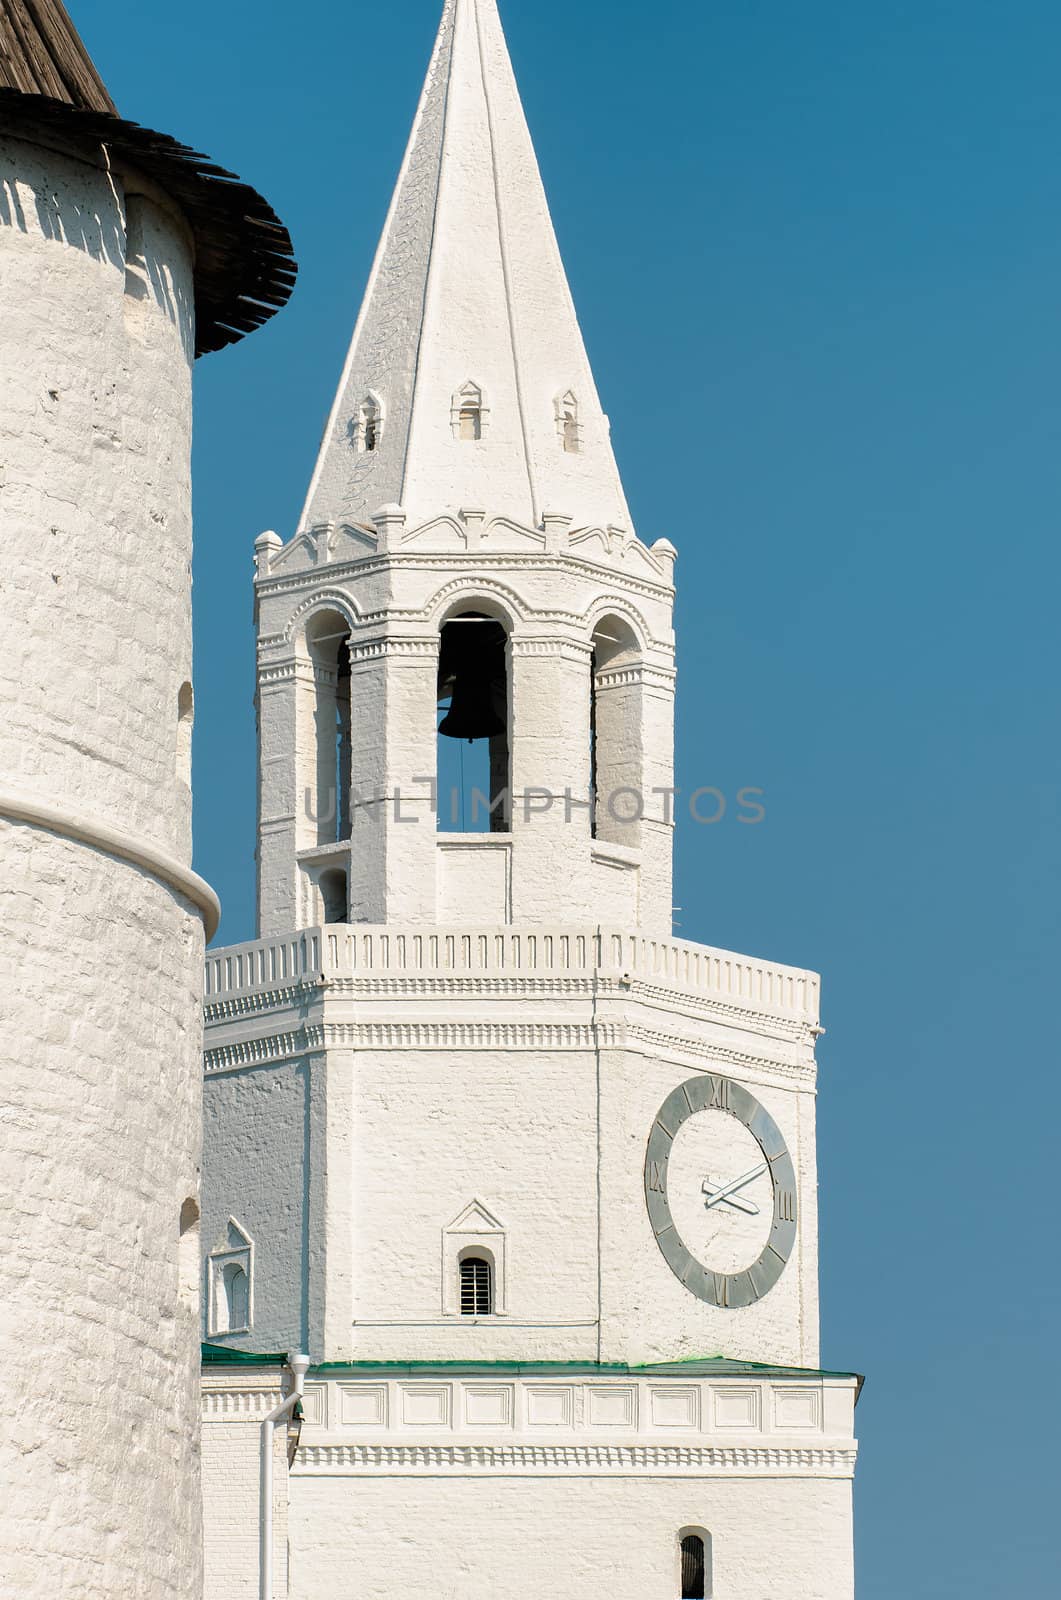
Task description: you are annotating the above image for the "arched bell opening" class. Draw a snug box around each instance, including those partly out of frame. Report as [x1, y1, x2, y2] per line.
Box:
[590, 615, 643, 845]
[436, 610, 510, 833]
[305, 609, 352, 845]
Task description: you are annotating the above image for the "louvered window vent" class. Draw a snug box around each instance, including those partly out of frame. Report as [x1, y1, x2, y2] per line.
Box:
[459, 1255, 492, 1316]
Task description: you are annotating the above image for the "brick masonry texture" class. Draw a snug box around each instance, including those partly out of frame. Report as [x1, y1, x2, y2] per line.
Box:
[0, 127, 204, 1599]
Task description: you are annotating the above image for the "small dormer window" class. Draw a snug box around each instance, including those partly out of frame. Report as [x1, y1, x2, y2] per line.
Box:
[556, 389, 581, 453]
[452, 381, 487, 439]
[356, 393, 384, 453]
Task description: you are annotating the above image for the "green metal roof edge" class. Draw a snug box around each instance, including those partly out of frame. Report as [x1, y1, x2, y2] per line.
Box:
[202, 1341, 287, 1366]
[201, 1344, 861, 1388]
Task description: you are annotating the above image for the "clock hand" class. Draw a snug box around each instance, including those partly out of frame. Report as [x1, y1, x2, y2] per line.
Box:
[702, 1161, 768, 1212]
[701, 1179, 759, 1216]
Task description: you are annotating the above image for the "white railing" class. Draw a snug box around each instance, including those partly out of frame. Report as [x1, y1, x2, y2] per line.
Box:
[204, 926, 819, 1024]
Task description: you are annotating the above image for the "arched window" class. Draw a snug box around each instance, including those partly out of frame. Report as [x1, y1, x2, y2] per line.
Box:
[306, 611, 352, 844]
[207, 1219, 254, 1338]
[176, 680, 193, 785]
[437, 611, 510, 832]
[590, 616, 642, 844]
[679, 1530, 712, 1599]
[452, 381, 486, 440]
[459, 1255, 493, 1316]
[356, 393, 383, 453]
[177, 1196, 199, 1314]
[557, 389, 581, 453]
[222, 1262, 250, 1332]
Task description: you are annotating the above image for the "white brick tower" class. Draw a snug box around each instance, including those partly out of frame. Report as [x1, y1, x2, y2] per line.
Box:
[0, 7, 293, 1597]
[200, 4, 859, 1597]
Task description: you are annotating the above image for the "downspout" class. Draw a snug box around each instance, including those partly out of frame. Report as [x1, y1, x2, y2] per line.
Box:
[260, 1351, 310, 1600]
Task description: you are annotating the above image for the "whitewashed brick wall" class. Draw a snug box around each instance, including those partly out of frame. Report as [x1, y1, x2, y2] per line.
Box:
[0, 126, 203, 1599]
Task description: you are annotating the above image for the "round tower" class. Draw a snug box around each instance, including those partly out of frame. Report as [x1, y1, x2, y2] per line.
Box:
[0, 6, 294, 1595]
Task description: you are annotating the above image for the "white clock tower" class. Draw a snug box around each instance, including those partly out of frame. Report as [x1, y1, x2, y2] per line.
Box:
[199, 3, 860, 1596]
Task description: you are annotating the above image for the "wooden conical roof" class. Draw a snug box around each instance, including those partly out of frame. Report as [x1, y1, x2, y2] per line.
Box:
[0, 1, 296, 355]
[0, 0, 116, 112]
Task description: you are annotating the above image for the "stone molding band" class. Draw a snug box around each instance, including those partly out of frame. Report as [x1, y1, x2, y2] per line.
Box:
[294, 1442, 858, 1477]
[0, 788, 221, 939]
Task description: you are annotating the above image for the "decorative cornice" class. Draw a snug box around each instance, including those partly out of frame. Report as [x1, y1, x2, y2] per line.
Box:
[346, 637, 440, 665]
[203, 1016, 814, 1090]
[204, 984, 309, 1024]
[256, 550, 675, 627]
[203, 972, 817, 1056]
[509, 637, 593, 661]
[1, 787, 219, 939]
[294, 1441, 857, 1476]
[595, 664, 677, 691]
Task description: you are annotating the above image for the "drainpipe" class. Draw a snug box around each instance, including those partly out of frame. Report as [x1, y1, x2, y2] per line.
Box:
[260, 1351, 310, 1600]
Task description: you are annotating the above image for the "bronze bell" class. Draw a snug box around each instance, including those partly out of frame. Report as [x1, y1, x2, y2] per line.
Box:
[438, 679, 506, 741]
[437, 615, 507, 742]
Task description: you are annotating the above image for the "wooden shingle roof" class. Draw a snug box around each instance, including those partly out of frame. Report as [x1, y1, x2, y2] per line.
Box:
[0, 0, 116, 112]
[0, 1, 295, 355]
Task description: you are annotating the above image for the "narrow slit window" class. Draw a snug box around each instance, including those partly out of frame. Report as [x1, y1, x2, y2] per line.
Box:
[357, 395, 382, 453]
[680, 1532, 711, 1599]
[459, 1255, 492, 1316]
[557, 389, 581, 452]
[319, 867, 348, 924]
[459, 404, 481, 440]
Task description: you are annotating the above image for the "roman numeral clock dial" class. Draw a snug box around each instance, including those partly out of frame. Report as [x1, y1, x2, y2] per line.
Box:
[644, 1074, 798, 1308]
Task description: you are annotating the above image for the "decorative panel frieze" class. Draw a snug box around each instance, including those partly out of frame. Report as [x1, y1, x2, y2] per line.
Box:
[201, 1386, 283, 1420]
[201, 1370, 857, 1475]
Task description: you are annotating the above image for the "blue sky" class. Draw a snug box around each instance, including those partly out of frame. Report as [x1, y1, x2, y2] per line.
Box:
[77, 1, 1060, 1593]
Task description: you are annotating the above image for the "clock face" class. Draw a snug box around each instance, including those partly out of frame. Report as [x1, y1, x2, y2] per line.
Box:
[644, 1074, 797, 1308]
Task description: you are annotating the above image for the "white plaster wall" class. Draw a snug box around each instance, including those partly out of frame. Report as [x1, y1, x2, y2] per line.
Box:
[201, 1060, 310, 1354]
[201, 1366, 857, 1600]
[288, 1474, 854, 1600]
[600, 1045, 819, 1368]
[347, 1044, 600, 1360]
[0, 128, 203, 1598]
[202, 926, 821, 1369]
[200, 1375, 289, 1600]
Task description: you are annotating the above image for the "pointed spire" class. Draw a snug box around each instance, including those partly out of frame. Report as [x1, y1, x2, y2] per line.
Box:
[0, 0, 116, 112]
[300, 0, 632, 535]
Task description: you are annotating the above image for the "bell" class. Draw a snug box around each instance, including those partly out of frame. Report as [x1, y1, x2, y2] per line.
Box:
[437, 614, 508, 742]
[438, 678, 505, 741]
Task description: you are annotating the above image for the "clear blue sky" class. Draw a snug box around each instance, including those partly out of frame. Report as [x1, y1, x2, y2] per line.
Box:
[78, 1, 1059, 1593]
